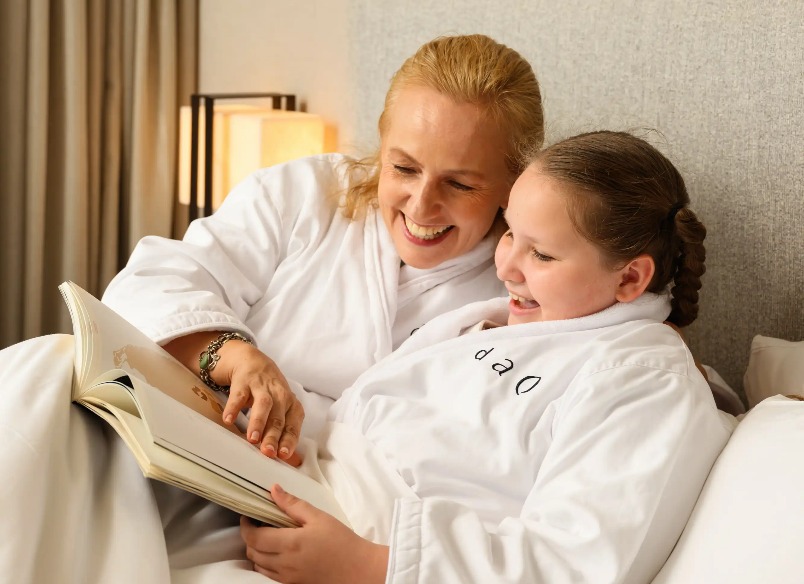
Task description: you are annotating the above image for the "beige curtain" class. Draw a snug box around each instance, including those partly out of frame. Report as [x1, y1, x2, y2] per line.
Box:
[0, 0, 197, 348]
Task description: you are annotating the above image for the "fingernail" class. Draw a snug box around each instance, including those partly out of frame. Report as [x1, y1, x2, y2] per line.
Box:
[273, 484, 285, 495]
[264, 444, 276, 455]
[250, 431, 260, 442]
[225, 415, 233, 424]
[279, 447, 289, 457]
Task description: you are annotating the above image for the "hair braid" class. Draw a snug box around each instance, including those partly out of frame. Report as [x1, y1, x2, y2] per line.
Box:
[667, 207, 707, 327]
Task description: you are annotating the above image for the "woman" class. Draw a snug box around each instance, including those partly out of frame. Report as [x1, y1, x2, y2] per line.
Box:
[240, 131, 735, 584]
[0, 33, 545, 584]
[102, 34, 545, 458]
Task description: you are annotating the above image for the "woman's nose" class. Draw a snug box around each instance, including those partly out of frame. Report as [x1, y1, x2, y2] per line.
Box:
[409, 180, 441, 217]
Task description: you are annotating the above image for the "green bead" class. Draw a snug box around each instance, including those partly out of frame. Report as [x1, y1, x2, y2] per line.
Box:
[200, 351, 210, 370]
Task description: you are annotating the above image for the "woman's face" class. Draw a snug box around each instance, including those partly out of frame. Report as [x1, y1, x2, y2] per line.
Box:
[377, 85, 513, 269]
[495, 166, 627, 325]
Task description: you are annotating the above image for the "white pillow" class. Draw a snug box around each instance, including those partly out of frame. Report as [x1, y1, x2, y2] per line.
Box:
[652, 395, 804, 584]
[744, 335, 804, 408]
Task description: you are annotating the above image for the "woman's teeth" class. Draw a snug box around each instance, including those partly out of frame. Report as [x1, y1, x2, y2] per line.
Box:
[405, 216, 452, 240]
[510, 292, 540, 309]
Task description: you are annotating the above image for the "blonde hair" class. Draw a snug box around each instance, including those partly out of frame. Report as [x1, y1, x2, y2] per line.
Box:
[532, 131, 707, 327]
[339, 34, 544, 219]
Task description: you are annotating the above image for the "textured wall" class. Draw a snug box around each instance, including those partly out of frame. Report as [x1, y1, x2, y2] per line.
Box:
[202, 0, 804, 395]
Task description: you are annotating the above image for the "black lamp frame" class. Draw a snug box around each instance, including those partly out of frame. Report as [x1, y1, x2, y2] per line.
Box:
[188, 93, 297, 220]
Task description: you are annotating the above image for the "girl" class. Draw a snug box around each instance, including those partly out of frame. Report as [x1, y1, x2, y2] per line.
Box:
[240, 131, 734, 584]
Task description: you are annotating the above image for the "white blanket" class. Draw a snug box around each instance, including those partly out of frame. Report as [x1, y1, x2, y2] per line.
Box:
[0, 334, 410, 584]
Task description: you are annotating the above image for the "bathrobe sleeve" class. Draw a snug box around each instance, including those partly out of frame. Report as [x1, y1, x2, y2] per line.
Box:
[103, 154, 346, 343]
[385, 362, 732, 584]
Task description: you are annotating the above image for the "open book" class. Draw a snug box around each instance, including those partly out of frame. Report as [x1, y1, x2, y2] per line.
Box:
[59, 280, 346, 528]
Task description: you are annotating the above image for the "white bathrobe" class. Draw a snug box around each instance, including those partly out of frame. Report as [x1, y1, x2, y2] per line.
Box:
[328, 293, 735, 584]
[103, 153, 505, 435]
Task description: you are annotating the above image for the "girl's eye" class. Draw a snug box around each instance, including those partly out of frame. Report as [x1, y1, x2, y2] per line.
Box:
[532, 250, 554, 262]
[393, 164, 415, 175]
[503, 230, 513, 239]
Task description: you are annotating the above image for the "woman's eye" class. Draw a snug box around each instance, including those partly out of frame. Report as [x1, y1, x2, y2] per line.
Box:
[448, 180, 473, 192]
[532, 250, 554, 262]
[504, 230, 513, 239]
[393, 165, 415, 174]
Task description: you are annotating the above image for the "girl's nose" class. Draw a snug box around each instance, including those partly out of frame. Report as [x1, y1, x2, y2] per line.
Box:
[495, 243, 523, 283]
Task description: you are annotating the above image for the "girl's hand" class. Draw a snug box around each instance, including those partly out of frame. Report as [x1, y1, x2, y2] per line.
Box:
[240, 484, 389, 584]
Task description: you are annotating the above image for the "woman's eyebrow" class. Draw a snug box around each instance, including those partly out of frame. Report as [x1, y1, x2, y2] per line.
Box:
[447, 168, 486, 179]
[387, 147, 417, 163]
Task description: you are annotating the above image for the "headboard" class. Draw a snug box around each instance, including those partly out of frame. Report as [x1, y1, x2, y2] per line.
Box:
[346, 1, 804, 397]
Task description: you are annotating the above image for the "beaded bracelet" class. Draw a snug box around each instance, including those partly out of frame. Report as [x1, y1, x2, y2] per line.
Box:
[198, 332, 253, 394]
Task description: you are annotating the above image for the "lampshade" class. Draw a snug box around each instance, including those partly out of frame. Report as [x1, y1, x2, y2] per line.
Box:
[178, 104, 326, 212]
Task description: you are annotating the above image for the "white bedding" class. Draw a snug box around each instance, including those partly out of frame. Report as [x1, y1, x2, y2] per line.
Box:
[0, 334, 409, 584]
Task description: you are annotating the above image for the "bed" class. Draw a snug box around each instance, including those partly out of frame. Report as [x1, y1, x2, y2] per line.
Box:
[1, 2, 803, 583]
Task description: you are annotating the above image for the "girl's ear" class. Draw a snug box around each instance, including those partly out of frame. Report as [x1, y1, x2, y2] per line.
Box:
[614, 254, 655, 303]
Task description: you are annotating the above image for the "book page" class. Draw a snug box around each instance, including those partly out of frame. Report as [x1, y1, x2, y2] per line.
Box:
[134, 376, 347, 524]
[59, 281, 241, 432]
[81, 397, 298, 527]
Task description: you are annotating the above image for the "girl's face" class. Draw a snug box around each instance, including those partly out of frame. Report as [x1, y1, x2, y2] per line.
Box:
[377, 85, 513, 269]
[495, 165, 630, 325]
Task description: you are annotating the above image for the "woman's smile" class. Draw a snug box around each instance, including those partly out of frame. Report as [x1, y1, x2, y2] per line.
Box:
[402, 214, 454, 244]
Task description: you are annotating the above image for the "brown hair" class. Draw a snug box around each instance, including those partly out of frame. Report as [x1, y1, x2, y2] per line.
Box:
[339, 34, 544, 220]
[532, 131, 706, 327]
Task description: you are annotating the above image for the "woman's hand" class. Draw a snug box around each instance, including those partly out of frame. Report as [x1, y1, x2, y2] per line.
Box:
[164, 332, 305, 461]
[218, 340, 305, 461]
[240, 484, 389, 584]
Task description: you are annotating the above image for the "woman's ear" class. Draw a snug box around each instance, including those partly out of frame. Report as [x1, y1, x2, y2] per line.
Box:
[614, 254, 655, 303]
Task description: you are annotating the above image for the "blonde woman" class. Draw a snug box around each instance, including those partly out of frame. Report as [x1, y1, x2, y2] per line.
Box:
[103, 34, 545, 458]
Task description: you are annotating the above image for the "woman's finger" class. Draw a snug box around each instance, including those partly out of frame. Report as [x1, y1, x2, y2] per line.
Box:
[258, 390, 287, 457]
[278, 398, 304, 461]
[222, 385, 253, 428]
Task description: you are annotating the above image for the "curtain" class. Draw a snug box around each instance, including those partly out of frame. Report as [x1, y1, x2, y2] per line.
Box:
[0, 0, 197, 349]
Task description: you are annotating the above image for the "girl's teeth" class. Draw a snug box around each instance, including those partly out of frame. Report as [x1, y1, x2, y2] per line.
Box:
[510, 293, 540, 309]
[405, 217, 451, 240]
